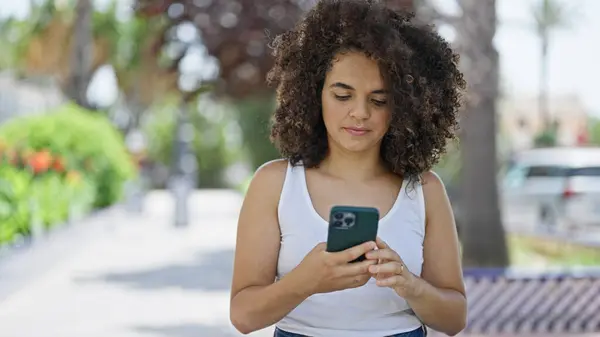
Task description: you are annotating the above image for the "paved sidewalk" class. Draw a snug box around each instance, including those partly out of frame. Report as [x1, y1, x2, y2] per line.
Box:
[0, 190, 274, 337]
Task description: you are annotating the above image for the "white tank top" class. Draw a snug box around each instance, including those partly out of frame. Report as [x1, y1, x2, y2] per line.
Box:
[275, 160, 426, 337]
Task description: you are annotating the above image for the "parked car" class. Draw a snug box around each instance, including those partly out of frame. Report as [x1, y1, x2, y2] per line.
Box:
[501, 147, 600, 234]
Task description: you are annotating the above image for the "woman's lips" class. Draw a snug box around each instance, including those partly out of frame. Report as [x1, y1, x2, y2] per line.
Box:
[344, 127, 370, 136]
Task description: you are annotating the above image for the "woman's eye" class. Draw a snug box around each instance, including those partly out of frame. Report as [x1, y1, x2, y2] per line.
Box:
[372, 99, 387, 106]
[334, 94, 351, 101]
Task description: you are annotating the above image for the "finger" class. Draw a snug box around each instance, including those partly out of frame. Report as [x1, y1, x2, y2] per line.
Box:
[315, 242, 327, 251]
[337, 241, 377, 263]
[373, 266, 395, 280]
[338, 259, 377, 277]
[375, 271, 395, 280]
[376, 237, 389, 249]
[368, 261, 404, 275]
[365, 248, 401, 262]
[376, 275, 408, 288]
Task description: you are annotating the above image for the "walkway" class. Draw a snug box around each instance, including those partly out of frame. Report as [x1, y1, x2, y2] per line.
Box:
[0, 190, 274, 337]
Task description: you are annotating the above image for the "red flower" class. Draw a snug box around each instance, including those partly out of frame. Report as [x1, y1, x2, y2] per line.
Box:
[52, 156, 65, 172]
[28, 150, 52, 174]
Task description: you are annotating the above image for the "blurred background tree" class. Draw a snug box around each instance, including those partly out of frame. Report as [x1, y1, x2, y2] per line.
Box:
[6, 1, 108, 106]
[135, 0, 309, 171]
[64, 0, 94, 108]
[454, 0, 509, 267]
[1, 1, 184, 125]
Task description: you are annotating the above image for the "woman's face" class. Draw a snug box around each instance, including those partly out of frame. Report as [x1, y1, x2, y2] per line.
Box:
[321, 51, 391, 154]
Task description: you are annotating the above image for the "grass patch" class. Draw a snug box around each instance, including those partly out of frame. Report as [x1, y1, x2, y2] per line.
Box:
[508, 234, 600, 267]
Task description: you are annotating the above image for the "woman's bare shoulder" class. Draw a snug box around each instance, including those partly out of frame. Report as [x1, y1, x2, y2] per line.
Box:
[421, 171, 447, 197]
[246, 159, 289, 204]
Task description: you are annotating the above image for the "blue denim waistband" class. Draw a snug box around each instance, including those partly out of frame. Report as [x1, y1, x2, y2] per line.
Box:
[274, 326, 427, 337]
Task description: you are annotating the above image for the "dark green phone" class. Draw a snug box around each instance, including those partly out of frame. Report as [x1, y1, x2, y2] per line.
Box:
[326, 206, 379, 262]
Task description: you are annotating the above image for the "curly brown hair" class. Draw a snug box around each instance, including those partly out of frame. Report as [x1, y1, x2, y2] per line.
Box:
[267, 0, 465, 179]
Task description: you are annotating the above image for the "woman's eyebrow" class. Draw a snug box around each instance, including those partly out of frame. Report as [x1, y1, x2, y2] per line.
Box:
[330, 82, 354, 90]
[330, 82, 387, 94]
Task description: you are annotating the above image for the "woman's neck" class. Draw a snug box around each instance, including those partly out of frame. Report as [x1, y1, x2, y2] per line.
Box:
[319, 146, 387, 181]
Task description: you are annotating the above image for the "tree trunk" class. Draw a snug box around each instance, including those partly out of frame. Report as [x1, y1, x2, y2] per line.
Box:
[65, 0, 94, 108]
[455, 0, 509, 267]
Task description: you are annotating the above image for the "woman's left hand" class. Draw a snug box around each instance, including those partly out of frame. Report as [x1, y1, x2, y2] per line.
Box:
[365, 237, 423, 299]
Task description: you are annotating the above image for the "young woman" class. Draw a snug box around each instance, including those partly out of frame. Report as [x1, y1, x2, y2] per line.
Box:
[230, 1, 467, 336]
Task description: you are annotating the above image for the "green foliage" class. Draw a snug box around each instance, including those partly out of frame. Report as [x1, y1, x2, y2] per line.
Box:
[531, 0, 578, 34]
[0, 0, 76, 72]
[92, 1, 120, 44]
[144, 98, 233, 188]
[433, 140, 461, 187]
[0, 102, 132, 246]
[0, 168, 31, 243]
[534, 129, 558, 147]
[233, 96, 280, 170]
[0, 18, 37, 71]
[0, 103, 136, 208]
[509, 234, 600, 267]
[0, 154, 96, 246]
[97, 3, 166, 72]
[589, 117, 600, 146]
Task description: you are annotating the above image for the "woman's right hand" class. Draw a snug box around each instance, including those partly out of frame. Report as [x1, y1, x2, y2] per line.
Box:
[293, 241, 378, 296]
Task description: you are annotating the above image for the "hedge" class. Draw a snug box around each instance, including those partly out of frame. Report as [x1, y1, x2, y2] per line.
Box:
[0, 103, 136, 246]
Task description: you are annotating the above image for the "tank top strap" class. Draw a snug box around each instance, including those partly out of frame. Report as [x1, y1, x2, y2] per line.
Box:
[397, 176, 426, 239]
[277, 160, 305, 224]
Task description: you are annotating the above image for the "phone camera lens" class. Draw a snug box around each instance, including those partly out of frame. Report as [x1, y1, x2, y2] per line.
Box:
[333, 220, 343, 227]
[334, 212, 344, 220]
[344, 218, 354, 226]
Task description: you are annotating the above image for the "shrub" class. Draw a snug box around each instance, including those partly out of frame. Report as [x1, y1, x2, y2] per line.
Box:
[0, 103, 136, 207]
[534, 130, 557, 148]
[0, 103, 135, 246]
[0, 151, 95, 245]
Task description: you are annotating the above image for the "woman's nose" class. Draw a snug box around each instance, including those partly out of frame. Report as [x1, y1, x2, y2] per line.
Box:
[349, 101, 370, 120]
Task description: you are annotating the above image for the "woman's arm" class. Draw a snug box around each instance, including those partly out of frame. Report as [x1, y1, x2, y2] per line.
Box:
[229, 160, 310, 334]
[404, 171, 467, 336]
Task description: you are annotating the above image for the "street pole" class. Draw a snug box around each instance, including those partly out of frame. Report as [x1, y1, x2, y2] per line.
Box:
[169, 102, 198, 227]
[124, 129, 148, 213]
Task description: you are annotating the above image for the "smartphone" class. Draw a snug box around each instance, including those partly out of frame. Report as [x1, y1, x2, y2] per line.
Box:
[326, 206, 379, 262]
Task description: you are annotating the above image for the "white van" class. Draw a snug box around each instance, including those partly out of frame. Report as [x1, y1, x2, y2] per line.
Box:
[501, 147, 600, 234]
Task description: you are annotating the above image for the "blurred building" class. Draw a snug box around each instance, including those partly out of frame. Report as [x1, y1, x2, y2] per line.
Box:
[0, 71, 64, 124]
[499, 95, 589, 151]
